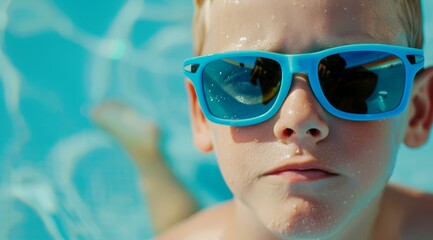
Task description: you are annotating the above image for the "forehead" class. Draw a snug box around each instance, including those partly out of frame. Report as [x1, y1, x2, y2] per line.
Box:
[202, 0, 406, 54]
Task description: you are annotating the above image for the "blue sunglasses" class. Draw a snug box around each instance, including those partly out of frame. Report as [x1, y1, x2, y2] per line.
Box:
[184, 44, 424, 126]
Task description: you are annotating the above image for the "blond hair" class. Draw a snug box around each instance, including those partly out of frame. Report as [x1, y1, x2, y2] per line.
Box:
[393, 0, 423, 49]
[192, 0, 212, 55]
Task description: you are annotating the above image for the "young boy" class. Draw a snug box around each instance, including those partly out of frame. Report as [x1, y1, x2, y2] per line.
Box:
[159, 0, 433, 239]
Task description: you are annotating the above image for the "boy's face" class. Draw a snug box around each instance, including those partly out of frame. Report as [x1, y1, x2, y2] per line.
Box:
[190, 0, 425, 238]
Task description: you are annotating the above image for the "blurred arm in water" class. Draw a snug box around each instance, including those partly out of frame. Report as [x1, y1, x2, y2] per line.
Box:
[91, 101, 199, 233]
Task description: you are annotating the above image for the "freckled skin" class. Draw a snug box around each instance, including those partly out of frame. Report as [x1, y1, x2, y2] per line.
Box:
[158, 0, 433, 239]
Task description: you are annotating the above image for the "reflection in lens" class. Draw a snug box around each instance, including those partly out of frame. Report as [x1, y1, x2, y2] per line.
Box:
[250, 57, 282, 104]
[318, 51, 405, 114]
[203, 56, 282, 120]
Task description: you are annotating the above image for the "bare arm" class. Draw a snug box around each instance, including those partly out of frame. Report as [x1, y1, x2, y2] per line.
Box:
[92, 101, 199, 233]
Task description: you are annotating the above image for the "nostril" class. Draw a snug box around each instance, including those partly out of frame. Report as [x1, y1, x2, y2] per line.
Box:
[283, 128, 295, 137]
[307, 128, 321, 137]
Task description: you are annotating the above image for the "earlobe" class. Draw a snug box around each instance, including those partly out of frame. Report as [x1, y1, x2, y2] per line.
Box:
[186, 80, 214, 152]
[404, 67, 433, 148]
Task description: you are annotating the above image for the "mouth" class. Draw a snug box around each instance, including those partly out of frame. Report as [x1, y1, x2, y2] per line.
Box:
[263, 162, 339, 182]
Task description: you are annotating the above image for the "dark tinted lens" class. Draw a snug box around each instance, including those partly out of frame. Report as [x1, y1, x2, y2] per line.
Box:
[318, 51, 405, 114]
[203, 56, 282, 120]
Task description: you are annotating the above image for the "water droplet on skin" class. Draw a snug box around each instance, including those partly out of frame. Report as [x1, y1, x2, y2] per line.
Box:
[324, 9, 327, 13]
[267, 220, 276, 228]
[344, 7, 347, 11]
[256, 22, 261, 29]
[343, 200, 348, 205]
[225, 35, 229, 39]
[236, 37, 247, 49]
[228, 0, 241, 5]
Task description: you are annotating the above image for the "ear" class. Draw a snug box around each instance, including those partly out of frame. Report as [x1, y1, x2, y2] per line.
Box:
[404, 67, 433, 147]
[186, 80, 214, 152]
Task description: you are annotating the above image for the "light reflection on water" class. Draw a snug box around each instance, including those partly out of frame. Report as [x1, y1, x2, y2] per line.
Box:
[0, 0, 432, 239]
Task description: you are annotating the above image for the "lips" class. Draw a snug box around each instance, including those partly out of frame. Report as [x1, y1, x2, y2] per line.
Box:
[263, 161, 339, 182]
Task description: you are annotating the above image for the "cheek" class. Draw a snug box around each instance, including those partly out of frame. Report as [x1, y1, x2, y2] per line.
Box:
[209, 125, 255, 195]
[209, 124, 278, 197]
[334, 117, 406, 198]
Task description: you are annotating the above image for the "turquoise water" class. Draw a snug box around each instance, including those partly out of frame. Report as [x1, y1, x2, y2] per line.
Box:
[0, 0, 432, 239]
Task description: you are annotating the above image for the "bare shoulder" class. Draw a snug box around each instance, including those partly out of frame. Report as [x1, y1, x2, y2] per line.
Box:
[155, 200, 235, 240]
[383, 184, 433, 238]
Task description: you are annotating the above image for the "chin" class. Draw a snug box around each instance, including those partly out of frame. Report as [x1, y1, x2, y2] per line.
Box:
[267, 219, 344, 240]
[262, 201, 350, 240]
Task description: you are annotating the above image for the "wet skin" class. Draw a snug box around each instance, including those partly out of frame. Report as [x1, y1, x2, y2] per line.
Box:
[195, 0, 411, 239]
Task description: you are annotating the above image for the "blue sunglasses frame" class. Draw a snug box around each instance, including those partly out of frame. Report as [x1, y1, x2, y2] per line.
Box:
[184, 44, 424, 126]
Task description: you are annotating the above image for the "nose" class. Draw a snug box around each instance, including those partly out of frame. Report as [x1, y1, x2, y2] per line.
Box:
[273, 74, 329, 144]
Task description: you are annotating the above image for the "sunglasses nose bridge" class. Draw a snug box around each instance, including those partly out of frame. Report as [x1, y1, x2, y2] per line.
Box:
[286, 54, 313, 76]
